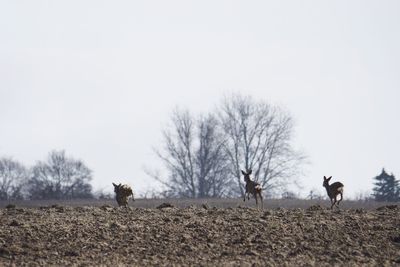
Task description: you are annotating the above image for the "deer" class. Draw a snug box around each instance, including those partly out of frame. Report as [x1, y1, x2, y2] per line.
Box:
[322, 176, 344, 209]
[241, 169, 263, 209]
[112, 183, 135, 207]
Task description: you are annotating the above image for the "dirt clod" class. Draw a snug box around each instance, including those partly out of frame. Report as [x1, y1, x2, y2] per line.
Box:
[100, 204, 113, 211]
[0, 247, 10, 257]
[202, 203, 210, 210]
[9, 220, 20, 227]
[307, 204, 324, 211]
[377, 205, 399, 211]
[156, 202, 175, 209]
[5, 204, 15, 210]
[65, 250, 79, 257]
[391, 235, 400, 244]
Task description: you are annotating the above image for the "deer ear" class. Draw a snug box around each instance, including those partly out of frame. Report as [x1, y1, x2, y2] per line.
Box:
[241, 170, 246, 175]
[327, 176, 332, 181]
[112, 183, 117, 187]
[248, 169, 252, 175]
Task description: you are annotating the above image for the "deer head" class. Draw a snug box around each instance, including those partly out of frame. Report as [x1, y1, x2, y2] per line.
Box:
[323, 176, 332, 188]
[241, 169, 252, 182]
[112, 182, 122, 193]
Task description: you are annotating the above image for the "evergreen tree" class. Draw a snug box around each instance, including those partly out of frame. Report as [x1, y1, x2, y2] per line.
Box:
[372, 168, 400, 202]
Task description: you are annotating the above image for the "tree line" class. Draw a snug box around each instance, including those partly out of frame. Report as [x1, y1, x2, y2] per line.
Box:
[0, 150, 93, 200]
[1, 93, 399, 202]
[150, 93, 400, 202]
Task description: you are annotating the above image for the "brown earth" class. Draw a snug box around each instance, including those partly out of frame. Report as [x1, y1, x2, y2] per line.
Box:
[0, 202, 399, 266]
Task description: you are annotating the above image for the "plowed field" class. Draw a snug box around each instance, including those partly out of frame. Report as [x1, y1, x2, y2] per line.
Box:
[0, 201, 399, 266]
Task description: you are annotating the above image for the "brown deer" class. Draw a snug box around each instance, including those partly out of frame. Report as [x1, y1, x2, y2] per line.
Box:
[322, 176, 344, 209]
[241, 169, 263, 209]
[112, 183, 134, 207]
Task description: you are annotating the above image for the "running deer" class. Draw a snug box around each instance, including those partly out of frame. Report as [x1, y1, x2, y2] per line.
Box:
[112, 183, 135, 207]
[241, 169, 263, 209]
[322, 176, 344, 209]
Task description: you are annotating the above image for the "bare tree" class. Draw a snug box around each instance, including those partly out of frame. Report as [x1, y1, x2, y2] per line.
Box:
[28, 150, 93, 199]
[155, 109, 196, 198]
[151, 93, 305, 198]
[0, 158, 28, 200]
[152, 109, 233, 198]
[196, 114, 233, 197]
[219, 93, 305, 197]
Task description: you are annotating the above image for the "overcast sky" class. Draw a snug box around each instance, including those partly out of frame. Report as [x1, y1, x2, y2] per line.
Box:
[1, 1, 399, 198]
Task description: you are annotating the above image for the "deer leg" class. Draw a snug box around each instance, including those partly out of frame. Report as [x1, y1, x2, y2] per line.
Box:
[337, 193, 343, 206]
[330, 198, 336, 209]
[259, 192, 263, 210]
[243, 193, 246, 202]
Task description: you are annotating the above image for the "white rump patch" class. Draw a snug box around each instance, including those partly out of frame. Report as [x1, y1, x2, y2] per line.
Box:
[121, 185, 131, 190]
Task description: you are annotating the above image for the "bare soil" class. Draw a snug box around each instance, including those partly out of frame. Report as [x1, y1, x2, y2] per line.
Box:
[0, 200, 399, 266]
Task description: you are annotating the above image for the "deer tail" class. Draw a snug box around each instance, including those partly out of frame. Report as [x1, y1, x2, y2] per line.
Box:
[255, 184, 263, 193]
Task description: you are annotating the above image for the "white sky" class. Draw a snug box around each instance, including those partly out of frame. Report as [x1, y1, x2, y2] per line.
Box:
[1, 1, 399, 198]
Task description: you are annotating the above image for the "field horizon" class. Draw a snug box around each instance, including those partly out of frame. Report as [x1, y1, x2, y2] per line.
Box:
[0, 198, 397, 210]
